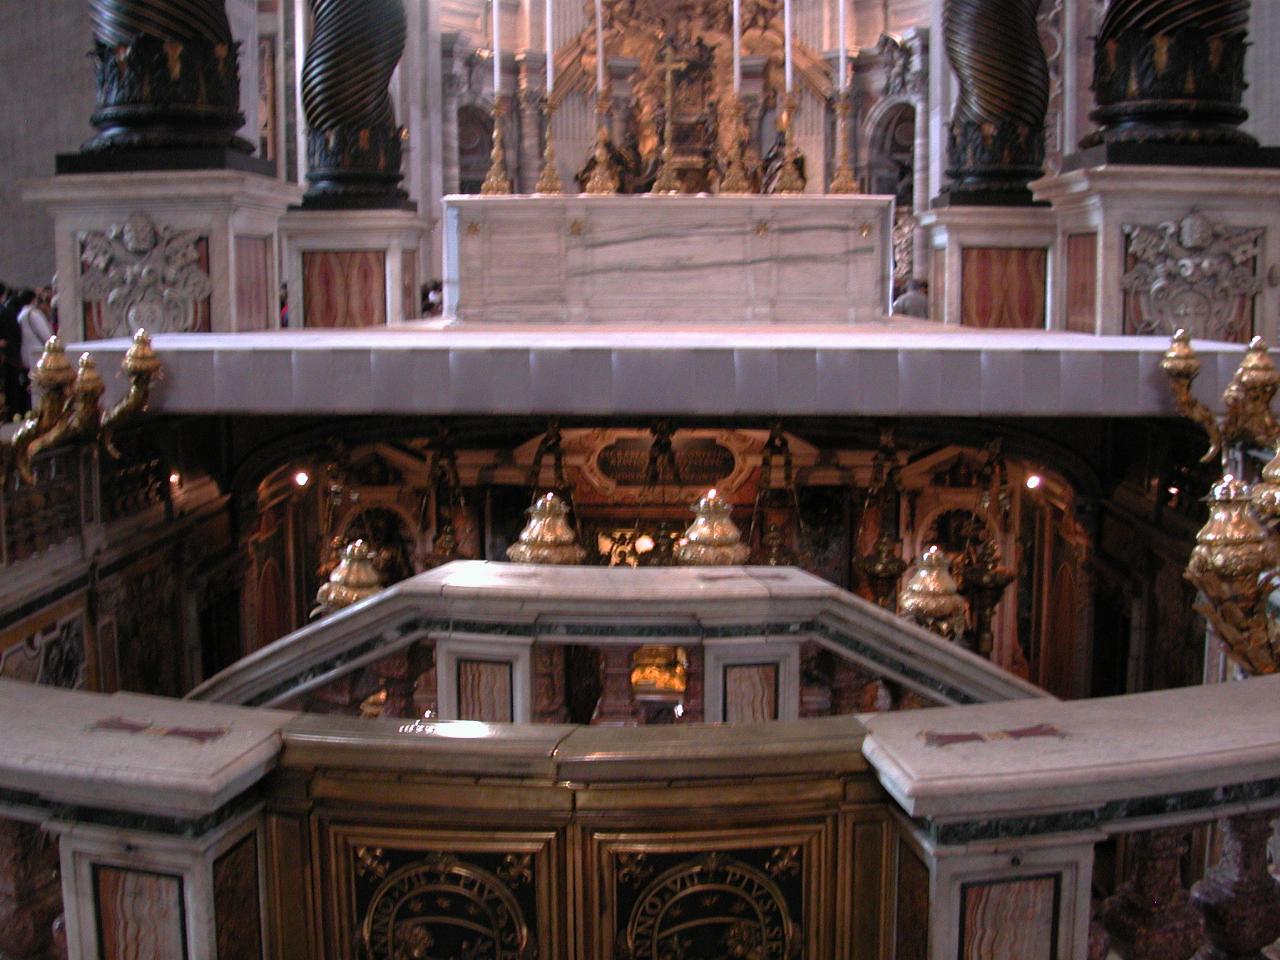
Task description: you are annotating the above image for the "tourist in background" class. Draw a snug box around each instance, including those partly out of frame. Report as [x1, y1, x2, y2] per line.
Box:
[18, 285, 54, 371]
[0, 288, 33, 416]
[892, 279, 929, 318]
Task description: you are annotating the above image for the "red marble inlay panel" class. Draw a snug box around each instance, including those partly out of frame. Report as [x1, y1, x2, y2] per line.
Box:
[724, 662, 778, 722]
[234, 236, 271, 331]
[302, 250, 387, 327]
[214, 834, 263, 960]
[1065, 233, 1097, 334]
[402, 249, 419, 321]
[95, 866, 186, 960]
[960, 874, 1059, 959]
[961, 247, 1048, 329]
[457, 659, 514, 722]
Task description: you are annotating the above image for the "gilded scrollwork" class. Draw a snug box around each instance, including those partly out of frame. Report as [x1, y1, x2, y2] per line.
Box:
[79, 213, 213, 338]
[1122, 212, 1263, 343]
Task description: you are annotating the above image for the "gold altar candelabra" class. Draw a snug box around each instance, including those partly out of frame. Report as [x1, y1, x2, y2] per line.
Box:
[481, 96, 513, 195]
[535, 99, 563, 194]
[1160, 330, 1280, 675]
[774, 94, 806, 195]
[4, 330, 161, 484]
[829, 91, 857, 194]
[720, 96, 751, 194]
[585, 93, 620, 195]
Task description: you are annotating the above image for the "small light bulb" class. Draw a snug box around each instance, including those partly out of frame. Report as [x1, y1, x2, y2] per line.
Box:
[636, 535, 656, 553]
[294, 471, 311, 487]
[169, 472, 181, 486]
[673, 703, 685, 718]
[1167, 486, 1180, 497]
[1025, 474, 1042, 490]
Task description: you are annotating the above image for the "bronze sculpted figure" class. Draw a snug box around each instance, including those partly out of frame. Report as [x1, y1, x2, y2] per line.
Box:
[84, 0, 249, 153]
[941, 0, 1050, 203]
[300, 0, 410, 207]
[1087, 0, 1254, 147]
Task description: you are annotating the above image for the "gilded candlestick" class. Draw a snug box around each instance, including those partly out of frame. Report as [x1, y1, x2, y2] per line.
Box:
[720, 96, 751, 194]
[774, 93, 805, 194]
[481, 96, 513, 195]
[829, 91, 857, 193]
[535, 99, 563, 194]
[585, 97, 619, 195]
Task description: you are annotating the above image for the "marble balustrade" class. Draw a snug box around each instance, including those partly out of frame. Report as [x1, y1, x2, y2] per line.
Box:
[1, 592, 1279, 957]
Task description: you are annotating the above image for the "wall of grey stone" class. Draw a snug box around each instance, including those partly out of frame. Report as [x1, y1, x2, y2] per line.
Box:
[0, 3, 96, 289]
[1244, 1, 1279, 147]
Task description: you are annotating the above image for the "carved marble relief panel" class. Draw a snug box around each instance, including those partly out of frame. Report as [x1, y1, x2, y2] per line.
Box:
[1121, 212, 1263, 343]
[94, 866, 187, 960]
[79, 214, 212, 340]
[0, 594, 90, 690]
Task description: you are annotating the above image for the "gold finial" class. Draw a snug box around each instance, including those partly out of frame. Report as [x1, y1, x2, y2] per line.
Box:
[674, 489, 750, 565]
[123, 328, 160, 379]
[481, 98, 513, 195]
[898, 545, 967, 643]
[32, 336, 75, 392]
[74, 353, 106, 405]
[313, 539, 384, 617]
[506, 491, 587, 564]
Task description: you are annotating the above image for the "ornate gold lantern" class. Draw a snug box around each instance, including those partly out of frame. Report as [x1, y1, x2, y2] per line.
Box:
[956, 540, 1016, 658]
[312, 539, 384, 618]
[506, 491, 586, 565]
[898, 545, 968, 644]
[630, 645, 688, 704]
[675, 489, 749, 565]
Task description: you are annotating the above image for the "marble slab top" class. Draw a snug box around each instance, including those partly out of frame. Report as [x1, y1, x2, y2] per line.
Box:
[862, 674, 1280, 824]
[72, 325, 1244, 418]
[283, 711, 867, 784]
[0, 679, 293, 820]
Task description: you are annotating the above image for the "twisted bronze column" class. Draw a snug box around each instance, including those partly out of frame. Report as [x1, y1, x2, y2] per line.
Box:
[301, 0, 410, 207]
[941, 0, 1049, 204]
[1086, 0, 1255, 148]
[81, 0, 249, 154]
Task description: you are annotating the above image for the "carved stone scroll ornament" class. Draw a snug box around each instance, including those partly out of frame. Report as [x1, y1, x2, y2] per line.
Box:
[1122, 212, 1263, 342]
[79, 213, 213, 338]
[1087, 0, 1255, 147]
[941, 0, 1050, 202]
[300, 0, 408, 206]
[84, 0, 249, 152]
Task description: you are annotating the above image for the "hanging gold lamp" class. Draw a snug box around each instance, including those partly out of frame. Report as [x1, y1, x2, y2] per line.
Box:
[506, 491, 587, 565]
[675, 489, 750, 565]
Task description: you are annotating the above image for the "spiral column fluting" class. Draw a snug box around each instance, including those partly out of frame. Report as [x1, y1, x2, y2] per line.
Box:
[300, 0, 409, 207]
[1086, 0, 1255, 147]
[82, 0, 249, 153]
[941, 0, 1049, 204]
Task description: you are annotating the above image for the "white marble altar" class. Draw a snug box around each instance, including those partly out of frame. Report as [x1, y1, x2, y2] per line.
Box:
[442, 194, 895, 324]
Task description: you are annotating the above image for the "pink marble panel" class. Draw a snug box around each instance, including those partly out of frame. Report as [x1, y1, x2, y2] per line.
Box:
[234, 236, 271, 331]
[1065, 233, 1097, 334]
[457, 659, 513, 722]
[724, 663, 778, 722]
[302, 250, 386, 328]
[95, 866, 186, 960]
[961, 247, 1048, 329]
[960, 875, 1058, 959]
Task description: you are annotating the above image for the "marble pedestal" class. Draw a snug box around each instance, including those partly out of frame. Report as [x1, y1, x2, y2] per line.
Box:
[23, 172, 301, 340]
[1033, 165, 1280, 343]
[918, 206, 1056, 329]
[443, 194, 895, 324]
[280, 208, 431, 327]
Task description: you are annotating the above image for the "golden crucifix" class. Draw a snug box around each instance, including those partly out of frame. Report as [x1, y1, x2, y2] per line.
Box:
[649, 41, 688, 194]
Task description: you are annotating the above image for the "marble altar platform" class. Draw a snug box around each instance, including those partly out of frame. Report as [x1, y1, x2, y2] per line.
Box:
[75, 324, 1245, 418]
[442, 195, 895, 324]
